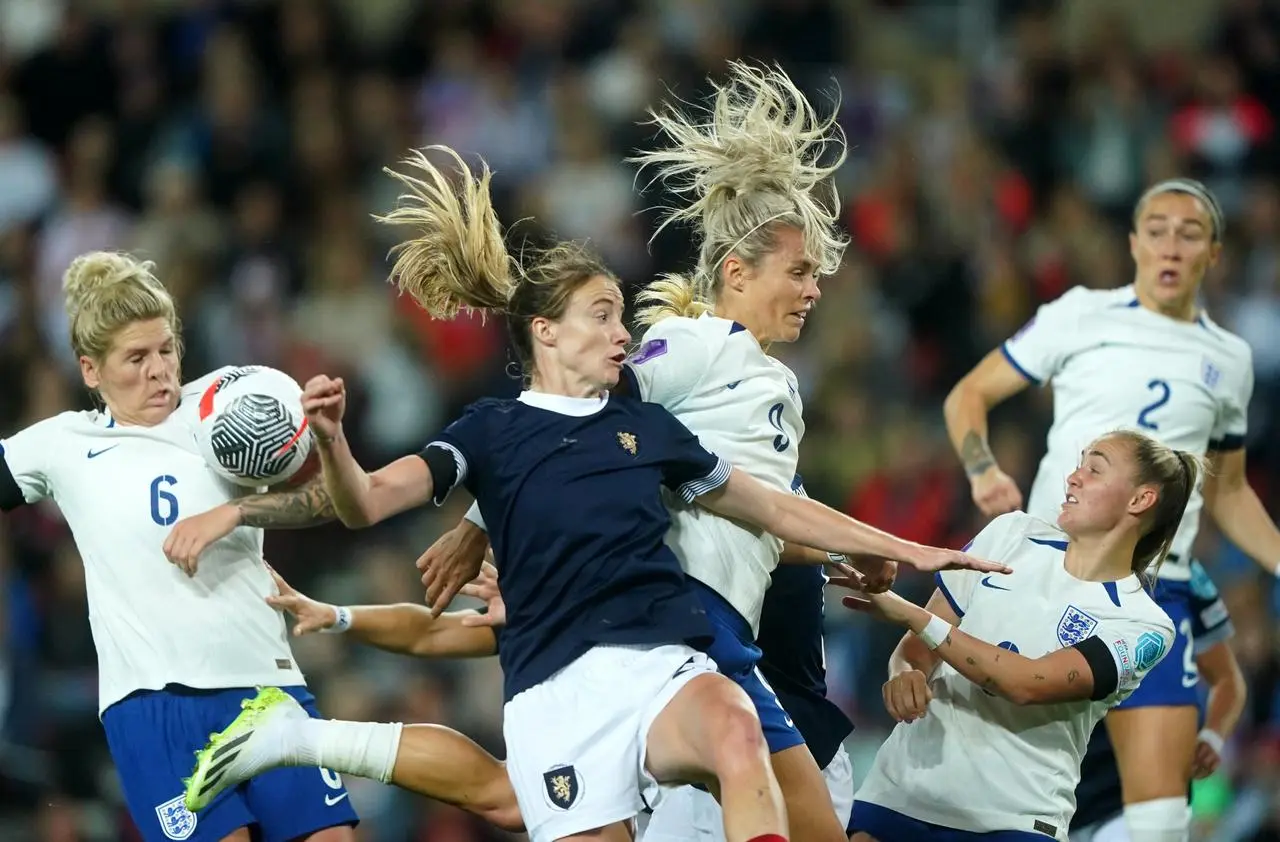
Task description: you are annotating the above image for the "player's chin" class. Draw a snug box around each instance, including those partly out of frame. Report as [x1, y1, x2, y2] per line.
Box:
[140, 400, 177, 425]
[598, 360, 623, 389]
[778, 314, 806, 342]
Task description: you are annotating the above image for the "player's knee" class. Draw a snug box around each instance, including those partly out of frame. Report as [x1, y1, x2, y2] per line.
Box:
[1123, 797, 1188, 842]
[705, 699, 768, 776]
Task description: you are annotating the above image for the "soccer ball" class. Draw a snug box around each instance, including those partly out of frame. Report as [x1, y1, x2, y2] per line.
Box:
[194, 366, 314, 488]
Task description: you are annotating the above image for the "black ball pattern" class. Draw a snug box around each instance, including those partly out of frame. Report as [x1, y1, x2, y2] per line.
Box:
[210, 393, 302, 481]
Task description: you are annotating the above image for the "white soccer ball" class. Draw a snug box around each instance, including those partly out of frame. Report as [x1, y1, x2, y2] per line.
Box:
[195, 366, 314, 488]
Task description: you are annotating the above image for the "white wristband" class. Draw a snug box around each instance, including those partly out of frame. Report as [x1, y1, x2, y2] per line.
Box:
[915, 613, 954, 651]
[464, 501, 488, 532]
[1198, 728, 1225, 756]
[321, 606, 352, 634]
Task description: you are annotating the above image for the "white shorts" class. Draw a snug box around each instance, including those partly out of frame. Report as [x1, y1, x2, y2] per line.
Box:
[824, 743, 856, 831]
[503, 643, 716, 842]
[637, 742, 856, 842]
[1069, 815, 1128, 842]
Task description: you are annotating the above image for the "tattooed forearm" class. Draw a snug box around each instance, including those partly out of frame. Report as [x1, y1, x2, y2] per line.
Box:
[960, 431, 996, 476]
[234, 478, 336, 529]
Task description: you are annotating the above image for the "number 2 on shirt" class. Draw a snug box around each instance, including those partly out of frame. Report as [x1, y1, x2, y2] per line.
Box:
[1137, 379, 1171, 430]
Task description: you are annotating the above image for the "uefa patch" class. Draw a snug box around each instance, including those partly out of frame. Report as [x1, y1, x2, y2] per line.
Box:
[1056, 605, 1099, 647]
[628, 339, 668, 365]
[1134, 631, 1167, 672]
[543, 764, 582, 810]
[154, 794, 197, 840]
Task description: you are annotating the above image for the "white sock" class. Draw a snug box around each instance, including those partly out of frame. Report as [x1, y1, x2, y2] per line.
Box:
[286, 719, 404, 783]
[1123, 797, 1189, 842]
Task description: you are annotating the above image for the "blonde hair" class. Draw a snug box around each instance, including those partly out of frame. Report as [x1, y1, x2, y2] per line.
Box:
[62, 251, 182, 361]
[1104, 430, 1206, 576]
[630, 61, 849, 327]
[376, 146, 616, 382]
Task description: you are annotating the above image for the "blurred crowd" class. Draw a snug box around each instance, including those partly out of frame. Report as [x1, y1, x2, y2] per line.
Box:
[1, 0, 1279, 839]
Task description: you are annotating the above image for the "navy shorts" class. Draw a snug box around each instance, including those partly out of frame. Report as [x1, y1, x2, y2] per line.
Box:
[693, 582, 806, 754]
[102, 684, 358, 842]
[850, 802, 1053, 840]
[1115, 563, 1233, 710]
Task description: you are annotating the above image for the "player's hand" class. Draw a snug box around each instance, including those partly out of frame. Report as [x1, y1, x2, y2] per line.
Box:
[301, 375, 347, 443]
[970, 466, 1023, 518]
[418, 519, 489, 616]
[458, 556, 506, 628]
[882, 670, 932, 723]
[851, 557, 897, 594]
[1191, 732, 1224, 779]
[905, 545, 1011, 575]
[264, 565, 339, 635]
[163, 503, 242, 576]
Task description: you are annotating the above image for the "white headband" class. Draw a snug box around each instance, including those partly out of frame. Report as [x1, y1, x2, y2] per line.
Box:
[1138, 179, 1224, 243]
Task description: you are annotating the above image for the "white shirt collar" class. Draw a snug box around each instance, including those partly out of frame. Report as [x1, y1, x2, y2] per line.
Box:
[518, 390, 609, 417]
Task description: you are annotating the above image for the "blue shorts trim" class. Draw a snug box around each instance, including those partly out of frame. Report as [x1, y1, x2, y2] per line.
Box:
[850, 802, 1054, 840]
[102, 684, 359, 842]
[1115, 580, 1199, 710]
[692, 582, 805, 754]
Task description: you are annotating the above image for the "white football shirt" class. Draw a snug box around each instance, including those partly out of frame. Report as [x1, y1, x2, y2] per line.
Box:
[0, 367, 304, 714]
[855, 512, 1175, 840]
[624, 313, 803, 631]
[1003, 284, 1253, 581]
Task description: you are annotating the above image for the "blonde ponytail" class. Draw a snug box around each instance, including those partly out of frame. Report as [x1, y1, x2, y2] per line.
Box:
[633, 274, 715, 327]
[630, 61, 848, 291]
[376, 146, 515, 318]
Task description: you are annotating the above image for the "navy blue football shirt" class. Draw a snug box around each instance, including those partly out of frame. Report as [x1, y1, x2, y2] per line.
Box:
[752, 474, 854, 768]
[426, 390, 726, 701]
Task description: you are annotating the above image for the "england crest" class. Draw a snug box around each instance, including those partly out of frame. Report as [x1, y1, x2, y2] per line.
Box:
[543, 764, 582, 811]
[1056, 605, 1099, 647]
[154, 794, 197, 840]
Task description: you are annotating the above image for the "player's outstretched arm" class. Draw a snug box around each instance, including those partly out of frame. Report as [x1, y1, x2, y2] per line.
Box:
[779, 543, 896, 593]
[302, 375, 434, 528]
[164, 477, 338, 575]
[943, 348, 1030, 517]
[1203, 447, 1280, 575]
[1191, 640, 1247, 779]
[266, 567, 498, 658]
[840, 585, 1145, 706]
[697, 468, 1011, 574]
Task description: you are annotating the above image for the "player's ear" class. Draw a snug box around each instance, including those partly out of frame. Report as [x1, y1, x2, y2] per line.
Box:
[1126, 485, 1158, 518]
[529, 315, 556, 348]
[80, 355, 101, 390]
[721, 254, 748, 294]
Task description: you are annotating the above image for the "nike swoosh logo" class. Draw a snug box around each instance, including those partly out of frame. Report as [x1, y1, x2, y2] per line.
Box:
[672, 657, 697, 678]
[324, 793, 349, 807]
[980, 576, 1010, 591]
[87, 445, 120, 459]
[726, 381, 742, 389]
